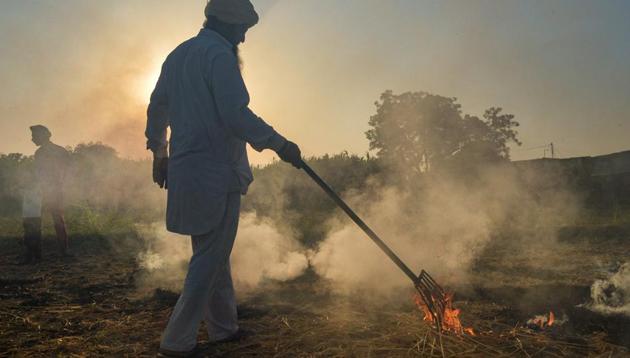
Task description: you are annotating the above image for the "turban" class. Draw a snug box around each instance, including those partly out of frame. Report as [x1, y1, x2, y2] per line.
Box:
[205, 0, 259, 28]
[30, 125, 51, 139]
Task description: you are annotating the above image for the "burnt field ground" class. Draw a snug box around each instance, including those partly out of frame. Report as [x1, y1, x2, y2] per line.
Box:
[1, 220, 630, 357]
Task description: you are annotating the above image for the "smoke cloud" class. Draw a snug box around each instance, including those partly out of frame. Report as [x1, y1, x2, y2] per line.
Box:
[310, 163, 582, 297]
[588, 262, 630, 316]
[136, 213, 309, 294]
[231, 213, 309, 289]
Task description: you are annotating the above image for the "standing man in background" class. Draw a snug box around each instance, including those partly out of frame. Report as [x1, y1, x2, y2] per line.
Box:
[30, 125, 70, 257]
[21, 181, 42, 264]
[145, 0, 302, 356]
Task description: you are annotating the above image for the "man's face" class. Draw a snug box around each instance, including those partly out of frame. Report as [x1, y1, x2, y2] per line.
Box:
[218, 23, 249, 46]
[31, 132, 47, 146]
[229, 26, 248, 46]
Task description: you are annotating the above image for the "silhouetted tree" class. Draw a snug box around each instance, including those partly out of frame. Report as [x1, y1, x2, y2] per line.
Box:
[366, 90, 521, 180]
[72, 142, 118, 161]
[482, 107, 522, 159]
[366, 91, 465, 177]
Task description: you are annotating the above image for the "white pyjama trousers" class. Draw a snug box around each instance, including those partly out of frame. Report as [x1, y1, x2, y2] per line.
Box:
[160, 192, 241, 352]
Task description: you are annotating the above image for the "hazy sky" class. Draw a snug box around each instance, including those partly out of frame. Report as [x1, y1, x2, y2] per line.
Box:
[1, 0, 628, 164]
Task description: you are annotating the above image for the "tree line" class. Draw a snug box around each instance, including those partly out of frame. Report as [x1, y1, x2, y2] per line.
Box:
[4, 90, 616, 244]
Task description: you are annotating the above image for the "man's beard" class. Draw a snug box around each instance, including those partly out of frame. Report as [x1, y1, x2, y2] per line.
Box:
[234, 46, 243, 71]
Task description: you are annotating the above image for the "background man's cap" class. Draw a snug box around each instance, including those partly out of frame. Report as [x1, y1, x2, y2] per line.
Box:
[205, 0, 259, 28]
[30, 125, 51, 138]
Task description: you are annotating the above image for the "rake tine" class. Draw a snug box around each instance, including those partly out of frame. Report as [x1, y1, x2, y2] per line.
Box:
[420, 270, 445, 294]
[416, 270, 449, 332]
[420, 271, 447, 304]
[416, 283, 443, 331]
[416, 284, 442, 324]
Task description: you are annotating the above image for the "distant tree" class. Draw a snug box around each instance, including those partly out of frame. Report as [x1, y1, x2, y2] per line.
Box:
[366, 91, 466, 177]
[482, 107, 522, 159]
[0, 153, 34, 216]
[72, 142, 118, 161]
[366, 90, 521, 180]
[245, 153, 381, 246]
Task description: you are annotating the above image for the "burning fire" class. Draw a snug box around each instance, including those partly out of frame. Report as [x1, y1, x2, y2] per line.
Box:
[527, 311, 555, 329]
[414, 292, 475, 336]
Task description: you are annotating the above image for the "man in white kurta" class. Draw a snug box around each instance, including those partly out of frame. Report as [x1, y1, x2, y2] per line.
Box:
[30, 125, 71, 257]
[145, 0, 302, 355]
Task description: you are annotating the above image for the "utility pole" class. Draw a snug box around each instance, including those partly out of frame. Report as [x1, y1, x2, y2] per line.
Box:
[550, 142, 555, 159]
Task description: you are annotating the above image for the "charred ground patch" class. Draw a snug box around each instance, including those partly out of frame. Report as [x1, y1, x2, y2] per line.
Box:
[1, 226, 629, 357]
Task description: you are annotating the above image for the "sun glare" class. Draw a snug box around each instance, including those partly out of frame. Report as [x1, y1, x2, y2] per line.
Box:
[135, 60, 163, 104]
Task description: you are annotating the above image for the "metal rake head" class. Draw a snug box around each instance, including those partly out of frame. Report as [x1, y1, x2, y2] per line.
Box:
[415, 270, 447, 331]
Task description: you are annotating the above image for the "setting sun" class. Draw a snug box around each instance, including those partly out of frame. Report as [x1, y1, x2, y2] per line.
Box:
[135, 59, 163, 104]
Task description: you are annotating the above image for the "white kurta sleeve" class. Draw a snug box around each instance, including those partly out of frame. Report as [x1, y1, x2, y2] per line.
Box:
[211, 53, 286, 152]
[146, 62, 170, 158]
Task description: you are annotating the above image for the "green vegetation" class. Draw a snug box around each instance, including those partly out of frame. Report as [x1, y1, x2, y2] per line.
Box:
[0, 90, 626, 246]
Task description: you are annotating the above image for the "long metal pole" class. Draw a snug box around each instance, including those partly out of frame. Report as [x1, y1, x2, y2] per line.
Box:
[300, 160, 419, 284]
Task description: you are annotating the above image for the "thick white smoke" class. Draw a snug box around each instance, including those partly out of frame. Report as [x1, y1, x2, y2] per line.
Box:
[309, 164, 581, 296]
[588, 262, 630, 316]
[136, 213, 308, 294]
[309, 185, 493, 295]
[231, 213, 309, 290]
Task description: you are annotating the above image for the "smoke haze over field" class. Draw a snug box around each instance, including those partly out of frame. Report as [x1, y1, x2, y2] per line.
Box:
[136, 214, 309, 294]
[310, 164, 582, 297]
[1, 1, 629, 163]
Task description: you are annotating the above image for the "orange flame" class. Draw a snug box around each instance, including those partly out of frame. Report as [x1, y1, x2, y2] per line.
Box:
[528, 311, 555, 329]
[414, 293, 475, 336]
